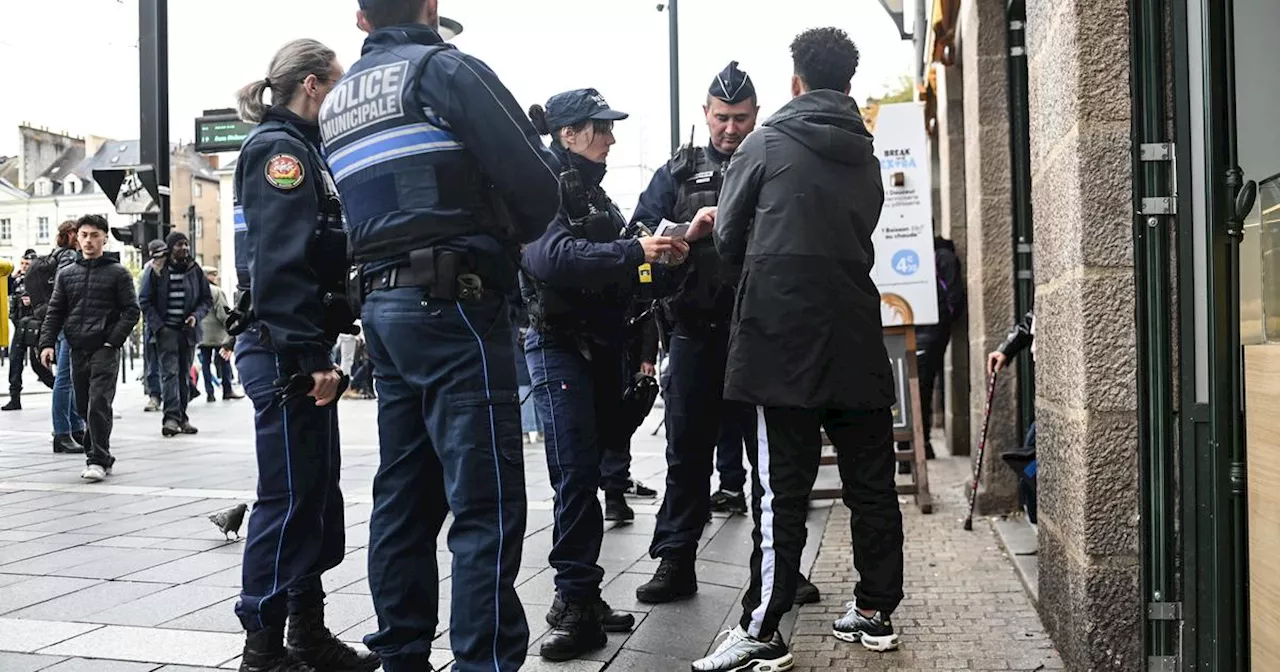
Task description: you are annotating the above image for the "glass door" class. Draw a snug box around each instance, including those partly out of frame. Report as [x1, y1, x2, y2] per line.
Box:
[1237, 1, 1280, 665]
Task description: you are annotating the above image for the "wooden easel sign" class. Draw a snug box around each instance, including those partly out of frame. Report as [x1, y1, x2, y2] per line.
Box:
[811, 325, 933, 513]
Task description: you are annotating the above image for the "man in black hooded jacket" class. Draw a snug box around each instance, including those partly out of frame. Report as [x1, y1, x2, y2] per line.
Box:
[688, 27, 904, 672]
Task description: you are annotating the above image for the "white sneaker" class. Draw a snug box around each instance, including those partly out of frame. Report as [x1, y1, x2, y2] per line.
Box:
[81, 465, 107, 482]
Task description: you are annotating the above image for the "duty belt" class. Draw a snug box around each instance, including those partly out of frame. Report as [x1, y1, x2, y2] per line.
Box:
[365, 248, 486, 302]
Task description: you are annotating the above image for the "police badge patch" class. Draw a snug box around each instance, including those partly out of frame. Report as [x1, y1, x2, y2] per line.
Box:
[265, 154, 305, 190]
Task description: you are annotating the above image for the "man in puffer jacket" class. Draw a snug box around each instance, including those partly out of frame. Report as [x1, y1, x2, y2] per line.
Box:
[38, 215, 140, 482]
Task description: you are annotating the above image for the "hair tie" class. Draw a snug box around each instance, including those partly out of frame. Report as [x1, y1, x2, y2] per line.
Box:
[264, 77, 273, 88]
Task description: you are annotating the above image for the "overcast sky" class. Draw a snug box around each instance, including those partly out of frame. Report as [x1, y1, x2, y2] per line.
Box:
[0, 0, 912, 200]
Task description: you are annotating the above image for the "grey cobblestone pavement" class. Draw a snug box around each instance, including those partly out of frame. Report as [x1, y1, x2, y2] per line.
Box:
[789, 457, 1064, 672]
[0, 367, 1060, 670]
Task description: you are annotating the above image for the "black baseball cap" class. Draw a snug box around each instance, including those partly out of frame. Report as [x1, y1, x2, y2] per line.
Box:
[21, 249, 38, 260]
[543, 88, 629, 131]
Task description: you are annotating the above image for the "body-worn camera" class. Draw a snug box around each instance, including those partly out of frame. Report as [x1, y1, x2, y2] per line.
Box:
[560, 168, 619, 243]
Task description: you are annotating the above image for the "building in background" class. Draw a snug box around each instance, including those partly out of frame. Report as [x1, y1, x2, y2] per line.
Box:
[0, 125, 221, 269]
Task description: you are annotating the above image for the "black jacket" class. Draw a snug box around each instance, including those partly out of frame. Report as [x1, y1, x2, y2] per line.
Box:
[138, 260, 213, 343]
[916, 237, 966, 349]
[38, 254, 141, 352]
[715, 90, 894, 410]
[998, 311, 1035, 361]
[235, 107, 345, 375]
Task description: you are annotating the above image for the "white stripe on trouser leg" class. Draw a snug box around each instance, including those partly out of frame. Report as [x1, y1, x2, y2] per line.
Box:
[748, 405, 777, 638]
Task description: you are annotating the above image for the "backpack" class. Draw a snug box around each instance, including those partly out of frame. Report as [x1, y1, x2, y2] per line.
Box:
[22, 251, 61, 310]
[934, 238, 966, 323]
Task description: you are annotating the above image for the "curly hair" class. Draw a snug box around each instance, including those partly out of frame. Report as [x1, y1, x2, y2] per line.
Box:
[55, 219, 79, 248]
[790, 27, 861, 93]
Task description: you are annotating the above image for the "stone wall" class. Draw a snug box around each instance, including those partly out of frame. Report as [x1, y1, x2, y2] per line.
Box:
[1024, 0, 1141, 668]
[959, 0, 1019, 511]
[934, 62, 972, 456]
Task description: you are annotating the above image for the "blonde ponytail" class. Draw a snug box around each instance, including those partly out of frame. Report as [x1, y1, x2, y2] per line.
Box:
[235, 39, 337, 124]
[236, 79, 272, 123]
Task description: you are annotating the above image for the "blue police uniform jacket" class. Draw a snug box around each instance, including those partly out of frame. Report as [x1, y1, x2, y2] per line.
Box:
[319, 23, 560, 268]
[630, 144, 733, 326]
[233, 106, 345, 375]
[522, 146, 647, 346]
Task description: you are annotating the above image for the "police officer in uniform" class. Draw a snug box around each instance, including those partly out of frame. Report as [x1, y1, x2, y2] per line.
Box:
[320, 2, 561, 670]
[633, 62, 821, 606]
[231, 40, 377, 672]
[522, 89, 689, 662]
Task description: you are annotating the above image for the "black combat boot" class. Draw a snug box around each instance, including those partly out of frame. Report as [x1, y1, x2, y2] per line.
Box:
[538, 599, 607, 662]
[603, 492, 634, 522]
[635, 557, 698, 604]
[286, 602, 380, 671]
[546, 592, 635, 633]
[71, 429, 86, 446]
[795, 574, 821, 605]
[240, 626, 316, 672]
[52, 434, 84, 454]
[2, 392, 20, 411]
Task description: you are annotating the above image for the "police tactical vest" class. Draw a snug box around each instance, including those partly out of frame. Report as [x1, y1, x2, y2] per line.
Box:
[319, 42, 497, 263]
[664, 146, 732, 328]
[233, 121, 348, 319]
[526, 183, 631, 336]
[671, 147, 724, 223]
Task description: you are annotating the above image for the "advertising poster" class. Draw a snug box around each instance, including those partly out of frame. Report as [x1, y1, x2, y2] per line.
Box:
[869, 102, 938, 327]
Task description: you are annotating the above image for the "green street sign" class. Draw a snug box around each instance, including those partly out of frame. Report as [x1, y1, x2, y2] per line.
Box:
[195, 114, 256, 153]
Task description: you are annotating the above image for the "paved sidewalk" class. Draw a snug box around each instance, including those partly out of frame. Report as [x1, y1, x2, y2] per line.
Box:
[0, 376, 827, 671]
[791, 456, 1064, 671]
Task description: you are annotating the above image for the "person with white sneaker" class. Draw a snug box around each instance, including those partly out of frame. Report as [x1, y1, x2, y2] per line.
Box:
[690, 27, 903, 672]
[38, 215, 140, 483]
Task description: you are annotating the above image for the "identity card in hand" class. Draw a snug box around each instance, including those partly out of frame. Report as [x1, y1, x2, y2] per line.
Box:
[655, 220, 691, 240]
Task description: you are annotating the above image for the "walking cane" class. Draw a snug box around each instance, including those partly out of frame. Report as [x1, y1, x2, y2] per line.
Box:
[963, 371, 999, 531]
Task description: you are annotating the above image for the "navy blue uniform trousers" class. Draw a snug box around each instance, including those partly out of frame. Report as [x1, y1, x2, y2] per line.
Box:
[526, 329, 626, 603]
[234, 326, 346, 631]
[715, 415, 748, 493]
[362, 288, 528, 672]
[651, 324, 744, 559]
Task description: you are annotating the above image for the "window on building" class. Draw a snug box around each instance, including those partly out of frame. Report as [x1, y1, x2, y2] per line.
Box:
[34, 179, 51, 197]
[194, 181, 203, 198]
[0, 219, 10, 242]
[195, 216, 204, 239]
[37, 217, 50, 243]
[66, 178, 79, 195]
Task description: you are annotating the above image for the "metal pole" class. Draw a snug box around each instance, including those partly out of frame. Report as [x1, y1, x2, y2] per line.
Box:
[139, 0, 170, 245]
[1005, 0, 1035, 442]
[1129, 0, 1177, 665]
[668, 0, 680, 155]
[1220, 0, 1250, 664]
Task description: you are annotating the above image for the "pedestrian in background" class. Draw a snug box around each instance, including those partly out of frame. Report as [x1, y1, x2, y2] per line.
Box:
[4, 249, 54, 411]
[38, 215, 140, 482]
[139, 230, 211, 437]
[140, 240, 168, 412]
[198, 266, 242, 402]
[29, 220, 88, 454]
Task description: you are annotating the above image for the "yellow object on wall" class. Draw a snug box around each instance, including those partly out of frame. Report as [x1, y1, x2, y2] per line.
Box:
[0, 259, 11, 348]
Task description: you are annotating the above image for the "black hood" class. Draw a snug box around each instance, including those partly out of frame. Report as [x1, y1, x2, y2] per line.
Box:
[763, 90, 875, 166]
